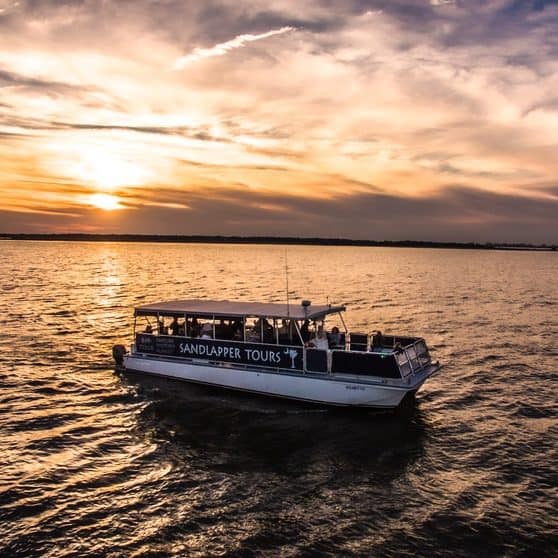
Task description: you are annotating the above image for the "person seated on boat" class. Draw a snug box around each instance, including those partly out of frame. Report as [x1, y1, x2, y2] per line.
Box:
[169, 316, 180, 336]
[216, 318, 235, 340]
[262, 318, 274, 343]
[246, 324, 260, 342]
[158, 319, 168, 335]
[231, 319, 243, 340]
[309, 325, 329, 351]
[224, 319, 237, 340]
[200, 323, 213, 340]
[371, 330, 383, 351]
[328, 326, 342, 349]
[189, 317, 200, 338]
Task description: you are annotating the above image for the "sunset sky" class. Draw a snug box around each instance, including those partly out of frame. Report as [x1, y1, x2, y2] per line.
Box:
[1, 0, 557, 242]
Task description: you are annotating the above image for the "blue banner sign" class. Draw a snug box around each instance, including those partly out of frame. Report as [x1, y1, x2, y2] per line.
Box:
[136, 333, 303, 370]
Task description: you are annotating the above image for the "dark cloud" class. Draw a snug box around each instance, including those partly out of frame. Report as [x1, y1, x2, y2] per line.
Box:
[0, 131, 31, 139]
[51, 121, 216, 140]
[0, 207, 81, 230]
[523, 97, 558, 116]
[1, 182, 556, 242]
[3, 1, 557, 48]
[501, 0, 558, 15]
[177, 157, 293, 173]
[0, 114, 223, 143]
[435, 1, 558, 51]
[529, 182, 558, 197]
[0, 68, 95, 96]
[102, 184, 558, 243]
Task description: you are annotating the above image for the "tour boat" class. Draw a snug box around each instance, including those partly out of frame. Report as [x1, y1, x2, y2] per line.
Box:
[112, 299, 440, 409]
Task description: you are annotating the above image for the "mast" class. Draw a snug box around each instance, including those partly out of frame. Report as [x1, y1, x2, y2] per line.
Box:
[285, 247, 290, 317]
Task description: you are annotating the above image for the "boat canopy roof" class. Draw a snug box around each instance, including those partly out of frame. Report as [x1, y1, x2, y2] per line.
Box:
[134, 299, 346, 321]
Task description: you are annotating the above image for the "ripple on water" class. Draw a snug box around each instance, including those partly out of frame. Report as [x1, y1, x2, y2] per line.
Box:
[0, 243, 556, 557]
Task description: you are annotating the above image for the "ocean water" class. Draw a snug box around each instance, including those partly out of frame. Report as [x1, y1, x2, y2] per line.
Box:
[0, 241, 556, 557]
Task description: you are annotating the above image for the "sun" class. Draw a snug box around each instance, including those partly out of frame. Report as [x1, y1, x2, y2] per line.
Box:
[88, 193, 123, 211]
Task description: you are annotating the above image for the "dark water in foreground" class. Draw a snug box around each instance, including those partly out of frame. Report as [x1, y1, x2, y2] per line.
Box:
[0, 241, 556, 557]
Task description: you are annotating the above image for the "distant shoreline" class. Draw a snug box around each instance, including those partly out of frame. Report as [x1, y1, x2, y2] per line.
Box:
[0, 233, 556, 251]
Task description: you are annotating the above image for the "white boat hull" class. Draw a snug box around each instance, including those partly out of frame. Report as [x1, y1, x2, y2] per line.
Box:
[122, 354, 436, 408]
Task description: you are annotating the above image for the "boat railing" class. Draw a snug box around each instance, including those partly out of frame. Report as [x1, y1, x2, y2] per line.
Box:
[346, 332, 431, 377]
[348, 332, 368, 352]
[394, 339, 431, 377]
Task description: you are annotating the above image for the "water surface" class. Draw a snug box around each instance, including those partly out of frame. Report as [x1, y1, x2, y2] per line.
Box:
[0, 242, 556, 557]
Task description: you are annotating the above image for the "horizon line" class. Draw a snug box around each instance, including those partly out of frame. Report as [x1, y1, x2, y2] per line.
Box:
[0, 233, 556, 252]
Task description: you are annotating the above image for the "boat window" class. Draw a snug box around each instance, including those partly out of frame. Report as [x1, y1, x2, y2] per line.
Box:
[244, 317, 261, 343]
[139, 314, 156, 334]
[157, 315, 185, 336]
[242, 317, 275, 344]
[197, 318, 214, 339]
[214, 317, 243, 341]
[186, 316, 201, 337]
[277, 319, 298, 345]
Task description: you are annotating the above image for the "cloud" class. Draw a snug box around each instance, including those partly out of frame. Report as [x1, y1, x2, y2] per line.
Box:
[0, 67, 93, 95]
[173, 26, 296, 69]
[1, 1, 558, 242]
[43, 182, 550, 244]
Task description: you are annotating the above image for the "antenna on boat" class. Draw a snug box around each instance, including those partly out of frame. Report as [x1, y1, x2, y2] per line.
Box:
[285, 247, 290, 317]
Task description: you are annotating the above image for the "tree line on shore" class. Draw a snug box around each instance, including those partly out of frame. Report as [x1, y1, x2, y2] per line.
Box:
[0, 233, 556, 251]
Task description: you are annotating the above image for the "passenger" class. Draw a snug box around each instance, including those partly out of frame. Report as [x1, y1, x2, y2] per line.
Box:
[200, 323, 213, 340]
[232, 319, 243, 340]
[215, 319, 227, 339]
[310, 325, 329, 351]
[328, 326, 342, 348]
[190, 318, 200, 338]
[158, 319, 168, 335]
[145, 324, 153, 334]
[246, 324, 260, 342]
[262, 318, 274, 343]
[169, 316, 180, 336]
[300, 320, 311, 343]
[371, 330, 383, 351]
